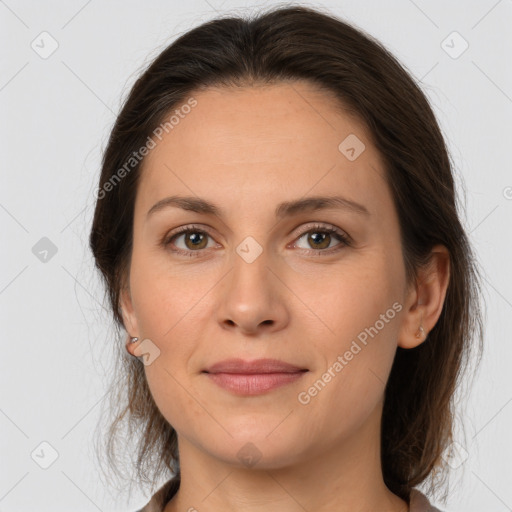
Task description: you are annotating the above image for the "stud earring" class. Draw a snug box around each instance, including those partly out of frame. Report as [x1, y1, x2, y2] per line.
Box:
[130, 336, 139, 343]
[415, 326, 425, 339]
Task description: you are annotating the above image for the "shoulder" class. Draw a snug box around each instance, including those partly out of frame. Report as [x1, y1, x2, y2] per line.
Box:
[133, 475, 180, 512]
[409, 488, 444, 512]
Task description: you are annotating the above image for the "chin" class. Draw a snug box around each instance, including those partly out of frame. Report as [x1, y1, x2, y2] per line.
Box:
[198, 427, 306, 470]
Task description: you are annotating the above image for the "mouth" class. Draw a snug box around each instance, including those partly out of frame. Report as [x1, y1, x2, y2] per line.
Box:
[202, 358, 309, 395]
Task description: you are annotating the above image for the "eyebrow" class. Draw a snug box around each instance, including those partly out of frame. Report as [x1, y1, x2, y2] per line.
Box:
[146, 194, 371, 220]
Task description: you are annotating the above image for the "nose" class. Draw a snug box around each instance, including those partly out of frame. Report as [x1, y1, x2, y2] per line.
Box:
[215, 249, 290, 336]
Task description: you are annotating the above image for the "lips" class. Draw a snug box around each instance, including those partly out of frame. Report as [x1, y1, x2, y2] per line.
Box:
[202, 358, 308, 395]
[203, 358, 307, 374]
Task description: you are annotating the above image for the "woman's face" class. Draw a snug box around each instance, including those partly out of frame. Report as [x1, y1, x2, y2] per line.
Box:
[122, 81, 419, 468]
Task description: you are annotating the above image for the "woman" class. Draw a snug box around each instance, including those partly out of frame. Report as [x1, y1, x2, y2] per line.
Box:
[89, 5, 484, 512]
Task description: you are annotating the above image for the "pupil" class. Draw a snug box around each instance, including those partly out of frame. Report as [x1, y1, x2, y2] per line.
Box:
[188, 233, 204, 247]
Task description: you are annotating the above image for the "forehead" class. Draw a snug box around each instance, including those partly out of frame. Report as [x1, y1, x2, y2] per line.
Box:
[136, 81, 391, 220]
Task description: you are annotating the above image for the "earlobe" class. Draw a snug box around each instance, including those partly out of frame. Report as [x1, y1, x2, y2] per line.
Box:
[415, 324, 426, 340]
[124, 334, 140, 357]
[397, 313, 428, 350]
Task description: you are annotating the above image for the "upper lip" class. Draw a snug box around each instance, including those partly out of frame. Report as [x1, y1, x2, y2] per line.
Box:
[203, 358, 308, 374]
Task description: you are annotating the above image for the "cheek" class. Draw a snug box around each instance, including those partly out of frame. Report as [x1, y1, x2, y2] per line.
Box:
[145, 363, 208, 440]
[288, 253, 401, 349]
[132, 272, 207, 433]
[292, 255, 401, 416]
[128, 248, 214, 413]
[129, 243, 206, 336]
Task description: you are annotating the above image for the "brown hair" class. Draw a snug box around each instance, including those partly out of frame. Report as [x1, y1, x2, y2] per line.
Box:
[89, 4, 484, 504]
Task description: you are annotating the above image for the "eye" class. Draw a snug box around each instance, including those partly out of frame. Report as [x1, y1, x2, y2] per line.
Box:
[162, 225, 217, 257]
[292, 223, 350, 255]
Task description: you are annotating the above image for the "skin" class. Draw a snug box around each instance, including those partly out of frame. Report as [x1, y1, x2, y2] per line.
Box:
[121, 81, 450, 512]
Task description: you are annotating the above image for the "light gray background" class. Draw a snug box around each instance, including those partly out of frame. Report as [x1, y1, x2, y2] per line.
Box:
[1, 0, 511, 511]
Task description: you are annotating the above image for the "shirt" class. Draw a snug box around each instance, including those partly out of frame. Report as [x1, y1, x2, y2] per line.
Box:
[135, 476, 443, 512]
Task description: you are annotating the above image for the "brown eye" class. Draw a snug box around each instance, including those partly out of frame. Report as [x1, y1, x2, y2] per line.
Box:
[182, 231, 208, 250]
[306, 231, 332, 250]
[164, 227, 215, 255]
[294, 224, 350, 254]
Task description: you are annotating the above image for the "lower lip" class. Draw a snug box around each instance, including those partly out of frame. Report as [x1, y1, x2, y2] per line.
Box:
[205, 371, 306, 395]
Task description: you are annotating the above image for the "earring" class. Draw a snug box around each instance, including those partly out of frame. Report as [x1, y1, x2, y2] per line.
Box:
[126, 335, 140, 358]
[415, 326, 425, 339]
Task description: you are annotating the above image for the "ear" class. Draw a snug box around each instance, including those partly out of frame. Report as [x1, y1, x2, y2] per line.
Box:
[397, 244, 451, 349]
[119, 283, 140, 356]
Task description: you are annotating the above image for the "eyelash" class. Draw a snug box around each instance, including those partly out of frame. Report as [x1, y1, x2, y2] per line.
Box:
[162, 223, 351, 258]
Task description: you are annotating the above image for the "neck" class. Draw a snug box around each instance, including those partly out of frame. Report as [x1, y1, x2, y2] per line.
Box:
[164, 402, 408, 512]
